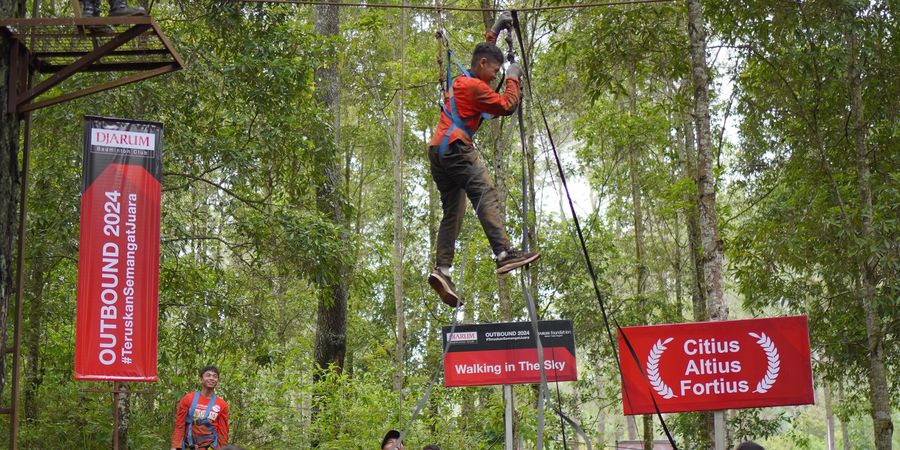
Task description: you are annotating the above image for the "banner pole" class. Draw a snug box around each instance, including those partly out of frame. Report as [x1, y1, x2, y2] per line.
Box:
[504, 385, 514, 450]
[713, 410, 726, 450]
[113, 382, 120, 450]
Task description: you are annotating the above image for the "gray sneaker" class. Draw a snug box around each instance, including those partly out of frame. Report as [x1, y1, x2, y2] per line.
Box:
[495, 249, 540, 274]
[428, 268, 461, 307]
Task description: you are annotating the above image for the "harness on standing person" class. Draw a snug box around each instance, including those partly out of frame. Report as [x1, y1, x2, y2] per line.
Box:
[435, 34, 496, 158]
[183, 391, 219, 450]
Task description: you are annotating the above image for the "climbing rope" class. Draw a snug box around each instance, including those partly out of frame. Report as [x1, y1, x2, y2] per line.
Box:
[506, 21, 593, 450]
[509, 10, 679, 449]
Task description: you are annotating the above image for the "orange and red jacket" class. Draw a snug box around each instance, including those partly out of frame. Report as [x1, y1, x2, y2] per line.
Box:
[429, 31, 520, 148]
[170, 392, 229, 449]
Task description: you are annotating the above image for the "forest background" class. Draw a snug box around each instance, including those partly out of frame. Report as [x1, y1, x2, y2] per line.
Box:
[0, 0, 895, 448]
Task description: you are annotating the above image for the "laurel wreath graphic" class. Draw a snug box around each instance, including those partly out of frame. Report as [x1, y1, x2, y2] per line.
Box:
[646, 337, 677, 399]
[749, 332, 780, 393]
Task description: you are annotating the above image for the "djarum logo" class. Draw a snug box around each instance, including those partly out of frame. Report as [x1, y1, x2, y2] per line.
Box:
[646, 333, 781, 399]
[91, 129, 156, 151]
[448, 332, 478, 343]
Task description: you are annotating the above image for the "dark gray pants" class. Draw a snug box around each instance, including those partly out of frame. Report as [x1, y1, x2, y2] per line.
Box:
[429, 141, 510, 267]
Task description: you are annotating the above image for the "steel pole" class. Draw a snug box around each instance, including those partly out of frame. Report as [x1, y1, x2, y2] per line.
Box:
[504, 385, 514, 450]
[713, 410, 726, 450]
[9, 108, 30, 450]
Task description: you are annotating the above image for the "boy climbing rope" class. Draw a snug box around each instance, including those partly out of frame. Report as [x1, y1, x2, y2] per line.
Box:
[427, 12, 539, 307]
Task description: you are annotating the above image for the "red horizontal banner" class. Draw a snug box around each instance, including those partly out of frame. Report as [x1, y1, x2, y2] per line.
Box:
[442, 320, 577, 387]
[75, 117, 162, 382]
[619, 316, 814, 415]
[445, 347, 577, 387]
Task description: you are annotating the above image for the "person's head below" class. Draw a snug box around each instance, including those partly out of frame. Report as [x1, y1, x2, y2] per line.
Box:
[381, 430, 404, 450]
[423, 445, 441, 450]
[199, 364, 220, 392]
[220, 446, 245, 450]
[470, 42, 505, 83]
[735, 442, 764, 450]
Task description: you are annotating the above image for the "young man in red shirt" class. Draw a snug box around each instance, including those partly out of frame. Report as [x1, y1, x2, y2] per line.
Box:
[428, 12, 539, 307]
[171, 365, 230, 450]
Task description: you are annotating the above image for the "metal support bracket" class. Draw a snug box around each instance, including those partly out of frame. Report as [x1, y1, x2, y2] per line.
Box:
[1, 16, 184, 115]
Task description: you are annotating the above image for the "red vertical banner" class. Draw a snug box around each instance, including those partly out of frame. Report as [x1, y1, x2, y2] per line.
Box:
[75, 116, 162, 382]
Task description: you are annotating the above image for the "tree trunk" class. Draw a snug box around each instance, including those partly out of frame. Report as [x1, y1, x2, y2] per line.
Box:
[0, 0, 23, 399]
[824, 385, 836, 450]
[391, 0, 407, 397]
[686, 0, 726, 322]
[673, 209, 683, 318]
[841, 417, 851, 450]
[681, 112, 706, 323]
[430, 1, 442, 257]
[115, 382, 129, 448]
[679, 113, 713, 447]
[624, 77, 653, 450]
[458, 238, 474, 429]
[596, 398, 606, 444]
[312, 0, 348, 378]
[686, 2, 725, 441]
[847, 22, 893, 450]
[23, 253, 46, 420]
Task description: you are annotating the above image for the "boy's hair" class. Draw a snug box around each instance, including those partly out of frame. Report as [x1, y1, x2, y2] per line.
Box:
[199, 365, 219, 378]
[470, 42, 504, 68]
[735, 442, 764, 450]
[423, 445, 441, 450]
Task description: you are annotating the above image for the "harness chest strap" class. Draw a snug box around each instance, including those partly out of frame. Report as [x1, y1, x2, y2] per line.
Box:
[437, 49, 494, 157]
[185, 391, 219, 448]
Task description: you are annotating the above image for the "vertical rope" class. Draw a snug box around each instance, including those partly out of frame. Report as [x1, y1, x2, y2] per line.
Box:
[509, 10, 679, 449]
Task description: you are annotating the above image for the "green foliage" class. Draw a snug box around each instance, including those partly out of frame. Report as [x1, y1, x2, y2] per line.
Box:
[5, 0, 895, 448]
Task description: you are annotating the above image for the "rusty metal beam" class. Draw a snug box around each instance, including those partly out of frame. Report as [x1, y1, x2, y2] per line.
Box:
[19, 63, 179, 113]
[32, 48, 170, 58]
[10, 110, 31, 450]
[38, 61, 175, 73]
[150, 20, 184, 68]
[16, 23, 151, 108]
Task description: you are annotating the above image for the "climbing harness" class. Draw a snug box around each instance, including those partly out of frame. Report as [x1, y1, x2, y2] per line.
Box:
[434, 33, 495, 158]
[183, 391, 220, 450]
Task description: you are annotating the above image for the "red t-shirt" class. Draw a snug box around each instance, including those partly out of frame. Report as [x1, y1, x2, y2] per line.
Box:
[429, 31, 521, 147]
[170, 392, 229, 449]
